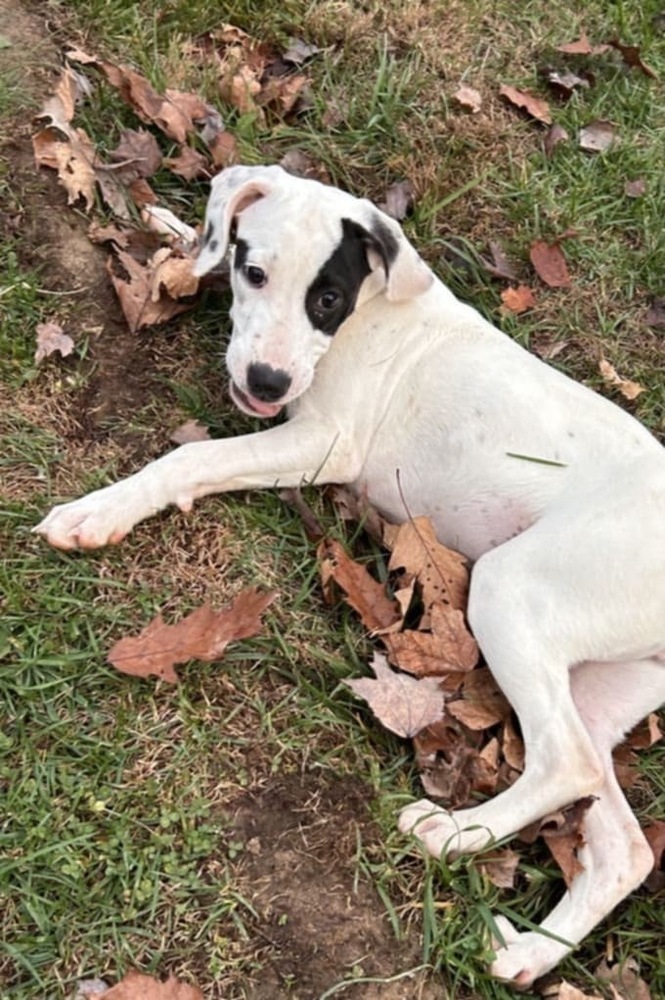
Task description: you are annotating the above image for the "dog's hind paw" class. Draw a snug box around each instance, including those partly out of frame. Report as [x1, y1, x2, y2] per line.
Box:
[398, 798, 495, 857]
[489, 915, 570, 986]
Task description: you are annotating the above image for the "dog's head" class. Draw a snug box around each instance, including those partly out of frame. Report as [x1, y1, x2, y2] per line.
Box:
[193, 164, 433, 418]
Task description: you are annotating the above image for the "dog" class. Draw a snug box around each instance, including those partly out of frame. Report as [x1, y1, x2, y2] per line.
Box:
[35, 164, 665, 987]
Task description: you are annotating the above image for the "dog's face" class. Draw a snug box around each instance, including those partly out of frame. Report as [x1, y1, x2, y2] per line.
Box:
[193, 165, 432, 418]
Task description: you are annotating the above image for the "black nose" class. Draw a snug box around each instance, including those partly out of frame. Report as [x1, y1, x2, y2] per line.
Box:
[246, 363, 292, 402]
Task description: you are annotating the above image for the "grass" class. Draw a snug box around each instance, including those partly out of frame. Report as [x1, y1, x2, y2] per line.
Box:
[1, 0, 664, 997]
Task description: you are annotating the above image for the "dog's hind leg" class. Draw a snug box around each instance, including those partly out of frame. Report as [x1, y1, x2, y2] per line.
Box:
[489, 658, 664, 986]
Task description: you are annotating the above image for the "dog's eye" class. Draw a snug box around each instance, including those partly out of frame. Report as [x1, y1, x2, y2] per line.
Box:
[317, 290, 340, 311]
[244, 265, 267, 288]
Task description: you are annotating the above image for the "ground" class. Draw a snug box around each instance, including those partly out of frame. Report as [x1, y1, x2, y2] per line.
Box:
[0, 1, 663, 998]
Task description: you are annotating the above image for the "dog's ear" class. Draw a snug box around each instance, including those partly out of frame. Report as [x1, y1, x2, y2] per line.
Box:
[193, 165, 284, 277]
[363, 211, 433, 302]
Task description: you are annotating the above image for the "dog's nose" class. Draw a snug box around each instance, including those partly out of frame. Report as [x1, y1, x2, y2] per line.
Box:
[246, 363, 292, 403]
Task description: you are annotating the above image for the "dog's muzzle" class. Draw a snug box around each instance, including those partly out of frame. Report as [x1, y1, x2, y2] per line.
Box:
[229, 362, 292, 418]
[230, 381, 285, 419]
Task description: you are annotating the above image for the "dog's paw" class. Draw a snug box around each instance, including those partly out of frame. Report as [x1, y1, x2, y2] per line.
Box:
[489, 915, 569, 987]
[398, 798, 493, 857]
[33, 482, 151, 550]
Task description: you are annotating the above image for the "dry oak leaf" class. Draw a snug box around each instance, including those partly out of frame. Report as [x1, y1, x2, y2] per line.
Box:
[318, 537, 401, 633]
[500, 284, 536, 315]
[385, 516, 469, 612]
[482, 241, 517, 282]
[608, 38, 658, 80]
[595, 957, 653, 1000]
[96, 971, 203, 1000]
[34, 322, 75, 364]
[447, 667, 511, 730]
[555, 34, 610, 56]
[384, 603, 479, 679]
[479, 848, 521, 889]
[107, 128, 163, 183]
[107, 250, 192, 332]
[32, 125, 98, 211]
[552, 983, 602, 1000]
[345, 652, 445, 738]
[599, 359, 646, 401]
[453, 84, 482, 113]
[149, 248, 200, 302]
[499, 84, 552, 125]
[164, 145, 211, 181]
[544, 123, 570, 158]
[107, 589, 278, 683]
[529, 240, 571, 288]
[579, 119, 617, 153]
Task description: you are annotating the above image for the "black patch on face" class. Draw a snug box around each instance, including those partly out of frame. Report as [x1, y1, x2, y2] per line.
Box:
[234, 238, 249, 271]
[305, 219, 372, 335]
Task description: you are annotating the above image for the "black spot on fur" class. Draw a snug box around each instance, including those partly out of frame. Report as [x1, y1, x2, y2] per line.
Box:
[203, 222, 213, 244]
[234, 238, 249, 271]
[368, 216, 399, 270]
[305, 219, 372, 335]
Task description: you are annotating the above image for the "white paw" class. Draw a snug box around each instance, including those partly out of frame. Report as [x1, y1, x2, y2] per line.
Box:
[33, 481, 151, 550]
[398, 798, 493, 857]
[489, 915, 570, 986]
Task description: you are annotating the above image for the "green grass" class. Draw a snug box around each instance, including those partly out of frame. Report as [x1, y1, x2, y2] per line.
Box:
[1, 0, 664, 997]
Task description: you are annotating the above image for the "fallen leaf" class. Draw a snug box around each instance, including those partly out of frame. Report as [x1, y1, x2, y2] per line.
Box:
[529, 239, 571, 288]
[384, 603, 479, 678]
[499, 84, 552, 124]
[328, 486, 388, 545]
[644, 819, 665, 869]
[345, 652, 445, 738]
[624, 178, 647, 198]
[479, 848, 521, 888]
[149, 248, 200, 301]
[318, 537, 401, 633]
[555, 34, 610, 56]
[164, 145, 211, 181]
[521, 797, 595, 887]
[380, 180, 415, 221]
[579, 119, 617, 153]
[544, 123, 570, 157]
[170, 419, 211, 445]
[500, 284, 537, 314]
[32, 125, 98, 211]
[385, 517, 469, 612]
[482, 241, 517, 281]
[34, 322, 75, 363]
[599, 359, 646, 401]
[88, 221, 131, 247]
[595, 957, 653, 1000]
[545, 69, 591, 98]
[107, 589, 277, 683]
[608, 38, 658, 79]
[97, 970, 204, 1000]
[552, 982, 603, 1000]
[282, 37, 322, 65]
[279, 148, 329, 182]
[107, 128, 163, 183]
[208, 130, 238, 168]
[501, 716, 525, 771]
[453, 84, 482, 113]
[447, 667, 511, 730]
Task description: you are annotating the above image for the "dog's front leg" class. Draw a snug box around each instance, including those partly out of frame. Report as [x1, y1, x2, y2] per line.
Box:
[35, 418, 357, 550]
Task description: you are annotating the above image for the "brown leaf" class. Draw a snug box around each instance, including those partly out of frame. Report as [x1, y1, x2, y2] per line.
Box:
[544, 123, 570, 157]
[345, 652, 445, 738]
[555, 34, 610, 56]
[282, 37, 322, 65]
[99, 970, 204, 1000]
[107, 128, 163, 183]
[318, 537, 401, 633]
[447, 667, 511, 730]
[545, 69, 591, 98]
[479, 848, 521, 888]
[32, 125, 98, 211]
[579, 119, 618, 153]
[164, 145, 211, 181]
[328, 486, 388, 545]
[107, 589, 277, 683]
[34, 322, 75, 363]
[88, 221, 131, 247]
[521, 797, 595, 887]
[599, 359, 646, 401]
[595, 957, 653, 1000]
[624, 712, 663, 750]
[500, 284, 537, 314]
[107, 251, 192, 332]
[129, 178, 158, 208]
[149, 248, 200, 301]
[482, 241, 517, 281]
[543, 827, 586, 887]
[385, 517, 469, 612]
[608, 38, 658, 79]
[385, 603, 479, 678]
[170, 419, 211, 445]
[208, 130, 239, 168]
[501, 716, 525, 771]
[624, 178, 647, 198]
[644, 819, 665, 870]
[529, 239, 571, 288]
[552, 983, 603, 1000]
[499, 84, 552, 124]
[380, 180, 415, 221]
[453, 84, 482, 113]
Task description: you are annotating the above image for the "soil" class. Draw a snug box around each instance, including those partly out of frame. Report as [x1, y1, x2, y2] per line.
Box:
[0, 4, 438, 997]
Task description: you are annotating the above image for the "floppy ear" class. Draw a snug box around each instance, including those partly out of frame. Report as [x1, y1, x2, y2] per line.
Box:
[362, 209, 433, 302]
[192, 165, 284, 277]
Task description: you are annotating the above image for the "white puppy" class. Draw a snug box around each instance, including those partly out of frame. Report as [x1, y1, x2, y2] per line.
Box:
[35, 165, 665, 987]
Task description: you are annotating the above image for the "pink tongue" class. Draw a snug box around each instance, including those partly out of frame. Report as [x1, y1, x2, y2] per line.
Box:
[232, 382, 283, 418]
